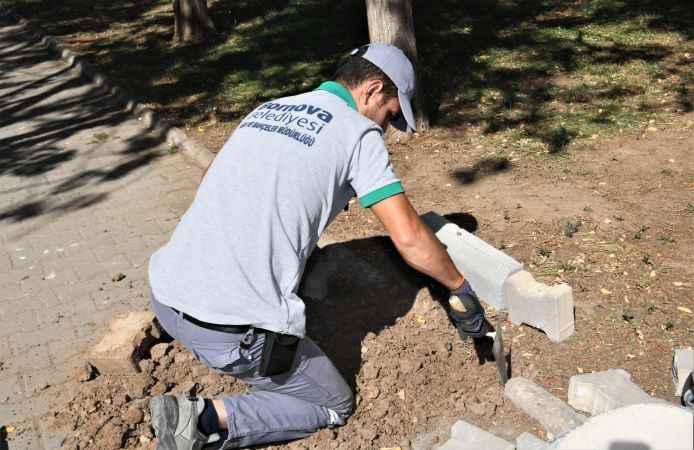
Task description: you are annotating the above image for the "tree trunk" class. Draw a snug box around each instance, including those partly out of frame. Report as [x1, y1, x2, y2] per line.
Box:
[173, 0, 216, 43]
[366, 0, 430, 132]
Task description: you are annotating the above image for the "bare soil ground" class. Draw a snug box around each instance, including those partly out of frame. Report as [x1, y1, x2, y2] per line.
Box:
[54, 114, 694, 449]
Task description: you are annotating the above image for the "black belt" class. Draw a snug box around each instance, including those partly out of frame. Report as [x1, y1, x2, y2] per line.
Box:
[172, 307, 251, 334]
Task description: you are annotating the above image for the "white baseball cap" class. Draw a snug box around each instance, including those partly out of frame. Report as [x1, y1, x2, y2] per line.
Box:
[351, 43, 416, 132]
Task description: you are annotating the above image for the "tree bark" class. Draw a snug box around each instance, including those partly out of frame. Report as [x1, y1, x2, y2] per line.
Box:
[366, 0, 430, 132]
[173, 0, 216, 43]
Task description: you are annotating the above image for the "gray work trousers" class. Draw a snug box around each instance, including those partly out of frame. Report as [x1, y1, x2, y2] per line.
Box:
[150, 295, 354, 449]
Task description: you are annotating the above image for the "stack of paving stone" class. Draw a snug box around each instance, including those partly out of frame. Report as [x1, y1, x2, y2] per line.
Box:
[414, 369, 693, 450]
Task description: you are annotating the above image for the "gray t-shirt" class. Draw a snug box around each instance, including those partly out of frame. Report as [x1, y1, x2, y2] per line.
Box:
[148, 82, 404, 337]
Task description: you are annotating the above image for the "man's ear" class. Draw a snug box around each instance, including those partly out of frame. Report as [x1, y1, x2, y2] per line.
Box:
[364, 79, 384, 102]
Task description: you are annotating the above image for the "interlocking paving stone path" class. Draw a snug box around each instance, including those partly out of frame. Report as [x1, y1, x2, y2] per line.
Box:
[0, 17, 202, 448]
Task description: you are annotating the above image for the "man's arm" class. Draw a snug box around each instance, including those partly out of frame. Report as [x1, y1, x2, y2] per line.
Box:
[370, 193, 464, 290]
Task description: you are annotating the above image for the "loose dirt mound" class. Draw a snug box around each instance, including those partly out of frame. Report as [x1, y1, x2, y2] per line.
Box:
[55, 245, 531, 450]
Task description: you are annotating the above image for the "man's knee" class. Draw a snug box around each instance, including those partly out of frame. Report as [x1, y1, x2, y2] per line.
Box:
[330, 388, 354, 421]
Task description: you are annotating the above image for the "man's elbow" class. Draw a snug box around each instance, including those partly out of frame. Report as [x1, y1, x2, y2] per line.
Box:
[390, 227, 421, 255]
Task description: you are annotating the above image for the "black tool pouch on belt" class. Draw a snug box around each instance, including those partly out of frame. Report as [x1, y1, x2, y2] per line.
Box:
[259, 331, 299, 377]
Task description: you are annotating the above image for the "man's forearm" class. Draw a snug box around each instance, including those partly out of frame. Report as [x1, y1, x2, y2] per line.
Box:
[393, 220, 464, 290]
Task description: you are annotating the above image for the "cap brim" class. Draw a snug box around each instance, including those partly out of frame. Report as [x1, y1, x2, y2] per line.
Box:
[392, 91, 416, 133]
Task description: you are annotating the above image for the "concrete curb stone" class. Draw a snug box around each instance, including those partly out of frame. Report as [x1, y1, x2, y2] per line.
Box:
[0, 7, 216, 170]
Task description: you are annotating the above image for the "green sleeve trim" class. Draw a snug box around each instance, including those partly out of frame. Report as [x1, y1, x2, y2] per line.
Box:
[359, 182, 405, 208]
[315, 81, 357, 111]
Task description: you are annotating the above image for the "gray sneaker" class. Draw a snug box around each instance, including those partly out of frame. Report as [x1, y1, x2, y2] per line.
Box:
[150, 395, 219, 450]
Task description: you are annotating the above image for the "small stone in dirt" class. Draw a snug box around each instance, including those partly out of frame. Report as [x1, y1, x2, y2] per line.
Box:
[318, 428, 337, 440]
[171, 380, 197, 396]
[150, 342, 169, 361]
[435, 341, 451, 356]
[412, 431, 449, 450]
[467, 400, 487, 416]
[123, 405, 144, 425]
[360, 425, 379, 442]
[362, 361, 380, 380]
[371, 403, 389, 420]
[365, 385, 380, 400]
[137, 358, 152, 373]
[76, 362, 95, 382]
[99, 420, 126, 450]
[410, 288, 437, 315]
[112, 272, 126, 282]
[150, 380, 169, 395]
[399, 358, 419, 374]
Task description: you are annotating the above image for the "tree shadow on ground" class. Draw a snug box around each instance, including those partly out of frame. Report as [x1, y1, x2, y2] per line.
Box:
[1, 0, 692, 152]
[1, 0, 369, 126]
[0, 18, 169, 227]
[416, 0, 693, 151]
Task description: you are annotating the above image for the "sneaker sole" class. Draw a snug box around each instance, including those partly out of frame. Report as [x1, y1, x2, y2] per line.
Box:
[150, 396, 178, 450]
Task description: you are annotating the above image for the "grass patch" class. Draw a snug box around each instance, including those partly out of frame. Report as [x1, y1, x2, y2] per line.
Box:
[564, 219, 582, 237]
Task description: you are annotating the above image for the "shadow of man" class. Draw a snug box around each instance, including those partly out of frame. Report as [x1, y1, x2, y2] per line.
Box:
[303, 212, 481, 392]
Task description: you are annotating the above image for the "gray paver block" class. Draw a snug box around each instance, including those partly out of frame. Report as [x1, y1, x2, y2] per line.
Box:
[4, 345, 52, 374]
[436, 420, 514, 450]
[4, 420, 42, 450]
[516, 432, 550, 450]
[37, 412, 69, 449]
[505, 270, 574, 342]
[40, 295, 96, 328]
[554, 403, 694, 450]
[673, 347, 694, 396]
[48, 334, 91, 363]
[22, 364, 73, 396]
[10, 321, 78, 353]
[0, 336, 13, 362]
[0, 280, 25, 300]
[0, 309, 40, 338]
[0, 400, 38, 425]
[505, 377, 586, 439]
[0, 251, 11, 272]
[421, 211, 523, 309]
[0, 374, 25, 403]
[568, 368, 662, 415]
[85, 311, 157, 374]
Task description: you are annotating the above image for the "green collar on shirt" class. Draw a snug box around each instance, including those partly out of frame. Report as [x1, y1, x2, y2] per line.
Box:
[315, 81, 357, 111]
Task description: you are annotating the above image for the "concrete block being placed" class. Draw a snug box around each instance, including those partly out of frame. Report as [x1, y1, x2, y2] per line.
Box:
[436, 420, 514, 450]
[85, 311, 158, 375]
[421, 212, 523, 309]
[673, 347, 694, 396]
[505, 377, 586, 439]
[505, 270, 574, 342]
[568, 369, 662, 415]
[299, 244, 387, 301]
[516, 432, 550, 450]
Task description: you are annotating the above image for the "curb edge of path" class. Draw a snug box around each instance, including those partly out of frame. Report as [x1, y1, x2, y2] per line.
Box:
[0, 8, 216, 170]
